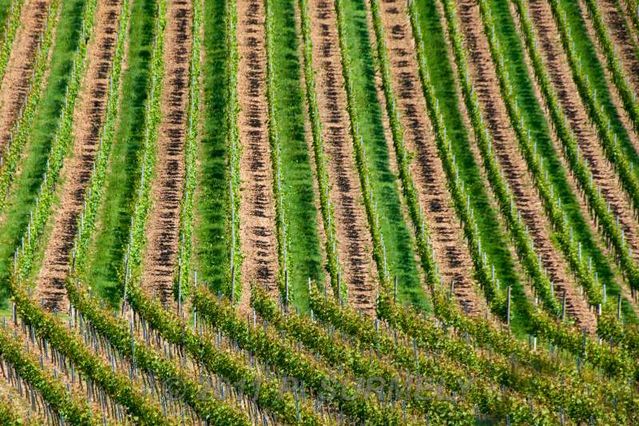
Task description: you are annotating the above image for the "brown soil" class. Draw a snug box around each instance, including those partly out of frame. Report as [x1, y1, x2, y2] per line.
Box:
[237, 0, 279, 311]
[34, 0, 122, 313]
[307, 0, 377, 314]
[456, 0, 596, 330]
[577, 0, 639, 153]
[141, 0, 192, 309]
[436, 0, 532, 302]
[598, 0, 639, 94]
[527, 0, 639, 314]
[0, 0, 50, 151]
[377, 0, 486, 317]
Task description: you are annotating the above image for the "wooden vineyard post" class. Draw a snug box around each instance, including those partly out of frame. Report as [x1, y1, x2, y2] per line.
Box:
[506, 286, 511, 326]
[231, 262, 236, 308]
[177, 264, 182, 319]
[617, 294, 622, 321]
[393, 276, 398, 302]
[284, 269, 289, 312]
[230, 179, 235, 303]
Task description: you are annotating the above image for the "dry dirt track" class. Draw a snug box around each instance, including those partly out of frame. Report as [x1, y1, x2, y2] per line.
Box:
[141, 0, 192, 309]
[237, 0, 279, 311]
[377, 0, 485, 316]
[0, 0, 51, 151]
[308, 0, 377, 314]
[34, 0, 122, 313]
[456, 0, 596, 330]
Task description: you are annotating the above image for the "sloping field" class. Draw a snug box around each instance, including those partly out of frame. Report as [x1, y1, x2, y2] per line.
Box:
[0, 0, 639, 423]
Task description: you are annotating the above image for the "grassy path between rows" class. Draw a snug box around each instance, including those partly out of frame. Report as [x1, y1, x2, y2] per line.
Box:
[193, 0, 237, 296]
[82, 0, 156, 308]
[482, 0, 620, 314]
[266, 0, 323, 311]
[337, 0, 425, 309]
[0, 0, 85, 310]
[413, 0, 528, 329]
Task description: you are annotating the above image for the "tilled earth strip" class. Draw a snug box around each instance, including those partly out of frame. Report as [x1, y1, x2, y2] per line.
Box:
[237, 0, 279, 310]
[307, 0, 377, 314]
[0, 0, 51, 150]
[34, 0, 122, 313]
[141, 0, 192, 309]
[378, 0, 485, 316]
[456, 0, 595, 329]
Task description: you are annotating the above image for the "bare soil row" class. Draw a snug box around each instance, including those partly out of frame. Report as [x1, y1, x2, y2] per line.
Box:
[456, 0, 595, 329]
[0, 0, 51, 151]
[307, 0, 377, 314]
[141, 0, 193, 308]
[377, 0, 485, 316]
[237, 0, 279, 310]
[34, 0, 122, 313]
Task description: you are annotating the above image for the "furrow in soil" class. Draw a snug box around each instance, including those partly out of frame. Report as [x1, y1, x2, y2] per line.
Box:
[34, 0, 122, 313]
[141, 0, 192, 309]
[237, 0, 279, 311]
[308, 0, 377, 313]
[0, 0, 50, 151]
[456, 0, 596, 329]
[378, 0, 486, 316]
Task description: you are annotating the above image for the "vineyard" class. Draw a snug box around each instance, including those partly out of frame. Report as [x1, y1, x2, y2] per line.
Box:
[0, 0, 639, 424]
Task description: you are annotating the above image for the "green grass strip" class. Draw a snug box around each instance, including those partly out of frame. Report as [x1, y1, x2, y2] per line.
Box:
[336, 0, 424, 308]
[412, 0, 527, 326]
[0, 0, 84, 310]
[265, 0, 324, 311]
[0, 0, 13, 41]
[83, 0, 156, 307]
[193, 0, 241, 297]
